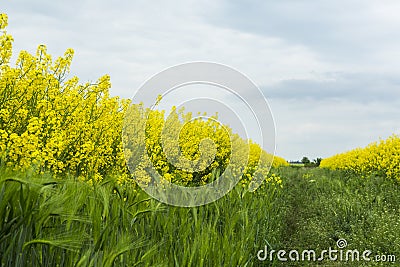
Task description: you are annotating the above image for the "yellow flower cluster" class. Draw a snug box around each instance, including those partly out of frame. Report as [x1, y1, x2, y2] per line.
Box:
[0, 14, 13, 66]
[123, 103, 287, 187]
[0, 13, 287, 187]
[0, 14, 130, 183]
[320, 135, 400, 181]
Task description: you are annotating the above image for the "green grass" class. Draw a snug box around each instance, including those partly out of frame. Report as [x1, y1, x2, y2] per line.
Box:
[289, 163, 305, 168]
[0, 168, 157, 266]
[0, 167, 283, 266]
[274, 167, 400, 266]
[1, 166, 399, 266]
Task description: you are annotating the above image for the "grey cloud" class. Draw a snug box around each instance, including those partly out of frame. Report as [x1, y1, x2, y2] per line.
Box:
[207, 1, 400, 65]
[261, 73, 400, 103]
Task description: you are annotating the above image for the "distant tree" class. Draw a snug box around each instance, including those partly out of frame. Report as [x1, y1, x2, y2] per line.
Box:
[301, 157, 310, 165]
[313, 158, 322, 167]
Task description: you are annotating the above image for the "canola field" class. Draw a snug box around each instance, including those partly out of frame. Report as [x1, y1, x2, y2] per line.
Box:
[321, 135, 400, 180]
[1, 13, 399, 266]
[0, 13, 287, 187]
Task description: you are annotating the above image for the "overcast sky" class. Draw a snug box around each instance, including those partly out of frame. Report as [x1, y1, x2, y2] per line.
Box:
[2, 0, 400, 161]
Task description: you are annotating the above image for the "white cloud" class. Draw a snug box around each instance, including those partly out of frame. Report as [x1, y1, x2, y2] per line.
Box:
[270, 98, 400, 160]
[2, 0, 400, 160]
[3, 0, 329, 96]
